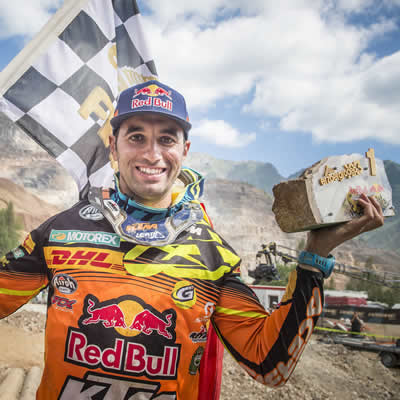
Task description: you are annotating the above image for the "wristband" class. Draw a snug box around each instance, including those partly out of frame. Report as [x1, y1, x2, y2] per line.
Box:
[298, 251, 335, 278]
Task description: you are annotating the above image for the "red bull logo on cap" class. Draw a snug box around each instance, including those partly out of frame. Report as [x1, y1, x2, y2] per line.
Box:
[133, 84, 172, 99]
[131, 83, 173, 112]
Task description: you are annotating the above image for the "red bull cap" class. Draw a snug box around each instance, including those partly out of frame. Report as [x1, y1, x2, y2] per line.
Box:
[111, 80, 191, 139]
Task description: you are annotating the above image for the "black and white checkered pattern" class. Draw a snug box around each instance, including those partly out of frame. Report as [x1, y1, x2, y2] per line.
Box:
[0, 0, 157, 199]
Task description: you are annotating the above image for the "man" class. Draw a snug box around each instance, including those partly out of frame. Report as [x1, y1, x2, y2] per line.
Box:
[0, 80, 384, 399]
[351, 311, 365, 337]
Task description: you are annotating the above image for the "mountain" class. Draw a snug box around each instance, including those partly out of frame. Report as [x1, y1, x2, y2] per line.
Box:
[185, 152, 285, 194]
[1, 114, 399, 285]
[0, 113, 78, 208]
[0, 178, 61, 237]
[360, 160, 400, 253]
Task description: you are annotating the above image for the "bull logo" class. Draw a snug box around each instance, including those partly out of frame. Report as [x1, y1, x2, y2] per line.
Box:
[83, 299, 127, 328]
[129, 310, 173, 339]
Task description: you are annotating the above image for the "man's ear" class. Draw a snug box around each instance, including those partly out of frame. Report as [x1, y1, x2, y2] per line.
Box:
[109, 134, 117, 159]
[183, 140, 191, 157]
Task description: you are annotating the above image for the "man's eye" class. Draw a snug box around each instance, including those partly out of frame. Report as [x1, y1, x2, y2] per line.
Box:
[160, 136, 175, 144]
[129, 134, 144, 142]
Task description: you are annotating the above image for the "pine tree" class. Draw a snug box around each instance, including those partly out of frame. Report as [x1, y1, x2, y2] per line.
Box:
[0, 202, 23, 257]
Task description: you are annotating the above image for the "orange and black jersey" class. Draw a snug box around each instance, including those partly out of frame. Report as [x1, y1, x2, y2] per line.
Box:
[0, 199, 324, 399]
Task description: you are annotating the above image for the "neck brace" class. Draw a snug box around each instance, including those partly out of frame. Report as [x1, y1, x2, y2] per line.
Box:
[88, 167, 205, 246]
[111, 167, 204, 221]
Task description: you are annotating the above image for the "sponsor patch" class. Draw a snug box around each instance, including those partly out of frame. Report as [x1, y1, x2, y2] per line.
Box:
[64, 295, 180, 379]
[80, 295, 176, 340]
[52, 273, 78, 294]
[0, 255, 9, 268]
[44, 247, 124, 273]
[196, 302, 215, 324]
[50, 229, 121, 248]
[189, 346, 204, 375]
[52, 295, 77, 311]
[12, 247, 25, 259]
[171, 281, 196, 309]
[22, 234, 36, 254]
[66, 330, 179, 378]
[79, 205, 104, 221]
[189, 325, 208, 343]
[188, 225, 202, 236]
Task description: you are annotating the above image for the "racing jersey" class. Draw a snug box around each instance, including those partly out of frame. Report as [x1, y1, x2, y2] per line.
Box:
[0, 198, 324, 399]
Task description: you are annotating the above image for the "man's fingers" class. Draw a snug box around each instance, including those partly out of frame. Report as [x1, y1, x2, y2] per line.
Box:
[305, 194, 386, 256]
[356, 194, 384, 233]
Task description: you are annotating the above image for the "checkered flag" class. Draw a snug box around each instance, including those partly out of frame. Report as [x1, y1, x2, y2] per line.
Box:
[0, 0, 157, 199]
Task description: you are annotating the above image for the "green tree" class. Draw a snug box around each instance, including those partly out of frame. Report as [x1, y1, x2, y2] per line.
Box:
[0, 202, 23, 257]
[325, 277, 336, 290]
[345, 277, 400, 308]
[260, 263, 294, 287]
[296, 238, 306, 251]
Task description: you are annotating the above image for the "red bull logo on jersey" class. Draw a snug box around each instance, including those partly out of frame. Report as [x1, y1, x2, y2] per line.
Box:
[81, 296, 175, 339]
[69, 295, 180, 378]
[66, 330, 179, 378]
[83, 299, 127, 328]
[129, 310, 173, 339]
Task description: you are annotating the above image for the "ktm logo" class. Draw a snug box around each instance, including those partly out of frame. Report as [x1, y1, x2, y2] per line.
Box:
[126, 223, 158, 233]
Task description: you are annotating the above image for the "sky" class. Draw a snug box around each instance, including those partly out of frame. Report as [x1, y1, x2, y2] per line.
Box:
[0, 0, 400, 177]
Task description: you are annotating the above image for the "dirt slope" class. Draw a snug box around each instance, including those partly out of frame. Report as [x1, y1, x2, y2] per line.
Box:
[0, 308, 398, 399]
[0, 178, 61, 236]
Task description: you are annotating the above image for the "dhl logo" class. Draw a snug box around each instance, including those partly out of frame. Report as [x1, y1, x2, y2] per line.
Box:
[44, 247, 124, 272]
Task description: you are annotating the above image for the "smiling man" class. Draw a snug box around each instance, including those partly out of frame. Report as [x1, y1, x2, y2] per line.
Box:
[0, 80, 384, 400]
[110, 113, 190, 208]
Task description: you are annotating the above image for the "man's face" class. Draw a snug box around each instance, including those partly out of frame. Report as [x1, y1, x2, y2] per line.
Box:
[110, 113, 190, 208]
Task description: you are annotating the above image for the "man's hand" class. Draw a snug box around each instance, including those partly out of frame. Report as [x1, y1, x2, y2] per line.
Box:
[305, 193, 384, 258]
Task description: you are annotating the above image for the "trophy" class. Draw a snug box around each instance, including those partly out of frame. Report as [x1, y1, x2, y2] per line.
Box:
[272, 148, 395, 233]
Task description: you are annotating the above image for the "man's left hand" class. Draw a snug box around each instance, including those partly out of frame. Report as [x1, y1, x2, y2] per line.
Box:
[304, 193, 384, 257]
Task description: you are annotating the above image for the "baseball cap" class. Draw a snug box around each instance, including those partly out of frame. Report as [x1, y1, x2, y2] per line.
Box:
[110, 80, 191, 138]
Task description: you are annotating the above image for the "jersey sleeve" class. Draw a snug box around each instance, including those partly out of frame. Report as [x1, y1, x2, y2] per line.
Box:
[0, 226, 49, 318]
[211, 267, 324, 387]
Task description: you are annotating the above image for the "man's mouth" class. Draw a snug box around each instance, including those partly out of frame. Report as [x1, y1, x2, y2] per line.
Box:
[136, 167, 166, 176]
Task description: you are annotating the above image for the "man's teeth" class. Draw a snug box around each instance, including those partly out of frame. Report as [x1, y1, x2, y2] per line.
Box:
[138, 167, 164, 175]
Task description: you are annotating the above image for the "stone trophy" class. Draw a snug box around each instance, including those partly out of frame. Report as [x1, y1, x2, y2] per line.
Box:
[272, 148, 395, 233]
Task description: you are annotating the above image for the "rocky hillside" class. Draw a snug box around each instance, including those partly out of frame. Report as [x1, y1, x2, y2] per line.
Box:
[185, 152, 285, 194]
[0, 113, 78, 208]
[0, 178, 61, 237]
[1, 114, 400, 287]
[200, 178, 306, 276]
[361, 160, 400, 253]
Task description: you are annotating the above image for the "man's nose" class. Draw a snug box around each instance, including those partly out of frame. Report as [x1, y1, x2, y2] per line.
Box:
[142, 138, 162, 162]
